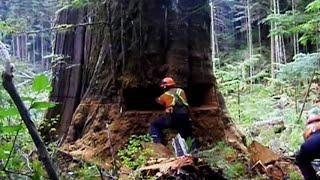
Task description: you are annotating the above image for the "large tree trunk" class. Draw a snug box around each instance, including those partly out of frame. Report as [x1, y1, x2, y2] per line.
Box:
[44, 1, 245, 167]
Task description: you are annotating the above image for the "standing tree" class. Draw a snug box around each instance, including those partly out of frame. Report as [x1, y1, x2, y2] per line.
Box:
[43, 0, 246, 167]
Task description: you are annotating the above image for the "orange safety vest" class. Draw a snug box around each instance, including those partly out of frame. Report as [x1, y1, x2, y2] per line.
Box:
[158, 88, 189, 109]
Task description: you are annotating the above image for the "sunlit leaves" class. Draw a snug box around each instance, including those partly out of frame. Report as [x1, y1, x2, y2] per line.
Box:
[306, 0, 320, 13]
[265, 0, 320, 46]
[30, 101, 55, 110]
[0, 107, 19, 119]
[0, 125, 22, 135]
[32, 74, 52, 93]
[0, 21, 15, 36]
[278, 53, 320, 83]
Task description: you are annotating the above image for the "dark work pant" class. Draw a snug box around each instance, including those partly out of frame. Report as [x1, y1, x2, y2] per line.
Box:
[149, 113, 193, 144]
[296, 132, 320, 180]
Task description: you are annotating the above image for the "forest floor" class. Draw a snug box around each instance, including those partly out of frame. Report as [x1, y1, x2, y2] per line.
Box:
[219, 82, 318, 179]
[56, 83, 309, 179]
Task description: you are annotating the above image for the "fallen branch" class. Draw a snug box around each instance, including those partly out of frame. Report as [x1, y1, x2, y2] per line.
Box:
[2, 67, 59, 180]
[253, 118, 284, 128]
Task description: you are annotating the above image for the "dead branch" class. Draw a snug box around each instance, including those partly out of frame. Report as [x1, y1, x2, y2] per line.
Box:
[2, 71, 59, 180]
[253, 118, 284, 128]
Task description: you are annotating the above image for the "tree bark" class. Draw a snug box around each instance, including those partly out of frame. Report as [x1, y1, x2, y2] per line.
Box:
[45, 1, 246, 168]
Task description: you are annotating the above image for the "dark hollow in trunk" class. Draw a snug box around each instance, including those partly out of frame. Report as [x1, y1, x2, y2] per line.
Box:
[123, 87, 163, 111]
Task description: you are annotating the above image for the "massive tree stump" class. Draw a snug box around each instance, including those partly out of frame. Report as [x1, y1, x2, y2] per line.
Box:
[44, 0, 245, 167]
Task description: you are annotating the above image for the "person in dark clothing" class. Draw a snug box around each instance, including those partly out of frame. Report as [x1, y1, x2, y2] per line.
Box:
[296, 107, 320, 179]
[149, 77, 194, 144]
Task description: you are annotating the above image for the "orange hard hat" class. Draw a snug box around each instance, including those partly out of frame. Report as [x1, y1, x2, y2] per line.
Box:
[160, 77, 175, 88]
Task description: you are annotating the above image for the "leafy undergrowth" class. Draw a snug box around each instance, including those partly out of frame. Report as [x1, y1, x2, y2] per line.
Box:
[219, 52, 320, 157]
[0, 62, 57, 179]
[218, 80, 315, 179]
[117, 134, 154, 170]
[225, 84, 309, 155]
[214, 53, 320, 178]
[199, 142, 249, 179]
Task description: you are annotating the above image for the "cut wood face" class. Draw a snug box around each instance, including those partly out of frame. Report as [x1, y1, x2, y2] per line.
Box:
[248, 141, 280, 165]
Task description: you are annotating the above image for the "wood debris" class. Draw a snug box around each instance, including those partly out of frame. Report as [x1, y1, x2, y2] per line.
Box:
[249, 141, 299, 179]
[138, 156, 226, 179]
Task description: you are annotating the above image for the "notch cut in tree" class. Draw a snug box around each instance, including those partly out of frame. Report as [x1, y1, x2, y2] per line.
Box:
[1, 61, 59, 179]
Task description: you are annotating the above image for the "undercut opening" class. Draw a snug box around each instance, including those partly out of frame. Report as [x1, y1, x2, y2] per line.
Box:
[186, 84, 213, 107]
[123, 87, 163, 111]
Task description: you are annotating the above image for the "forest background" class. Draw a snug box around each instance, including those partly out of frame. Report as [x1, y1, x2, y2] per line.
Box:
[0, 0, 320, 179]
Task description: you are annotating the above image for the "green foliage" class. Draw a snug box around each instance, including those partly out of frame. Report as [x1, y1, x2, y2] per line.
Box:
[117, 134, 153, 170]
[288, 168, 302, 180]
[0, 0, 60, 34]
[266, 0, 320, 46]
[278, 53, 320, 83]
[32, 74, 52, 94]
[0, 125, 22, 135]
[30, 101, 55, 111]
[226, 161, 245, 179]
[199, 142, 246, 179]
[306, 0, 320, 13]
[60, 0, 104, 9]
[70, 0, 91, 8]
[0, 65, 55, 179]
[0, 21, 15, 38]
[32, 160, 45, 180]
[227, 85, 274, 124]
[0, 107, 19, 119]
[71, 164, 100, 179]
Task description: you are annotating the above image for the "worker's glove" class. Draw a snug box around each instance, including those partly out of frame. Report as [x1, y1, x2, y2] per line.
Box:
[165, 107, 173, 114]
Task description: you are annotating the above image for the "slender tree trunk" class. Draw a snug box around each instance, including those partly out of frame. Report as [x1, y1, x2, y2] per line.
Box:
[11, 36, 15, 58]
[16, 36, 20, 61]
[33, 35, 36, 66]
[48, 31, 54, 70]
[25, 34, 28, 62]
[273, 0, 282, 75]
[210, 0, 216, 73]
[215, 28, 220, 68]
[247, 0, 253, 85]
[121, 3, 125, 74]
[295, 83, 298, 114]
[276, 0, 286, 64]
[292, 0, 299, 56]
[281, 36, 286, 63]
[270, 0, 275, 79]
[41, 32, 45, 70]
[258, 22, 262, 54]
[273, 0, 278, 68]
